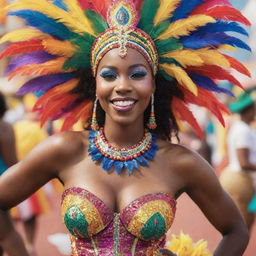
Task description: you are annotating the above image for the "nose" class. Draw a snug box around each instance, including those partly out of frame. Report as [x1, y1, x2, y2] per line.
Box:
[115, 76, 132, 94]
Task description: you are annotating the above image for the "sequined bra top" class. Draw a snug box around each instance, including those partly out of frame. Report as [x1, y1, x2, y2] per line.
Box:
[61, 187, 176, 256]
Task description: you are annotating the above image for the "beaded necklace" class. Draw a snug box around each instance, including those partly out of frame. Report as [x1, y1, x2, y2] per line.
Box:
[88, 129, 158, 175]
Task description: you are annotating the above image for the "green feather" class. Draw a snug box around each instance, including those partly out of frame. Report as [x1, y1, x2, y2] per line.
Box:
[150, 21, 169, 39]
[85, 10, 108, 34]
[138, 0, 160, 34]
[63, 52, 91, 70]
[158, 69, 175, 82]
[155, 38, 182, 55]
[159, 57, 181, 67]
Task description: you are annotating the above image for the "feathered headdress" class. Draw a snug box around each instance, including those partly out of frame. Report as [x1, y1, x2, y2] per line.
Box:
[0, 0, 251, 136]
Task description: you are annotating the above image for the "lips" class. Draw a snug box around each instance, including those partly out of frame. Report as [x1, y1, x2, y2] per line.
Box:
[110, 98, 137, 111]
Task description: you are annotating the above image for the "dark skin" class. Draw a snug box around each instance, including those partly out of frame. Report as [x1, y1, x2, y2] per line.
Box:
[0, 117, 29, 256]
[0, 49, 249, 255]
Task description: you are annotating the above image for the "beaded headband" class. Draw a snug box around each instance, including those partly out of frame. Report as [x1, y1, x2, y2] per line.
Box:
[0, 0, 251, 137]
[91, 1, 158, 76]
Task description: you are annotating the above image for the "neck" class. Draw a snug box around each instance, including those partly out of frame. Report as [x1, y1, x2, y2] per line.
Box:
[103, 120, 145, 148]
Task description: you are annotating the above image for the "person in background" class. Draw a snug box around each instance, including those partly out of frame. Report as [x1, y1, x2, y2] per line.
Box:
[220, 87, 256, 232]
[10, 94, 50, 256]
[0, 91, 29, 256]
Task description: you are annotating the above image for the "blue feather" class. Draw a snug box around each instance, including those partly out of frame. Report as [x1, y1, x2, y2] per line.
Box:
[195, 20, 249, 36]
[190, 73, 234, 96]
[8, 10, 73, 40]
[181, 33, 251, 51]
[17, 73, 74, 95]
[170, 0, 204, 22]
[52, 0, 68, 11]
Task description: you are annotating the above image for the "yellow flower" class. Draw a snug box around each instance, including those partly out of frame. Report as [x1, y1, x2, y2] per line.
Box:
[165, 232, 212, 256]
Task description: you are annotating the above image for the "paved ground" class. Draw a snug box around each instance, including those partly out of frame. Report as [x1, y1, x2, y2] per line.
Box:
[15, 191, 256, 256]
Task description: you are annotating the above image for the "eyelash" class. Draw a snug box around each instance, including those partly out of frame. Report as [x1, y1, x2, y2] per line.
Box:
[129, 70, 147, 79]
[100, 71, 118, 80]
[99, 70, 147, 80]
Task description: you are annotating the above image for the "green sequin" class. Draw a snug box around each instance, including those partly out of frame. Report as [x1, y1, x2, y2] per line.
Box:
[141, 212, 166, 240]
[64, 205, 89, 237]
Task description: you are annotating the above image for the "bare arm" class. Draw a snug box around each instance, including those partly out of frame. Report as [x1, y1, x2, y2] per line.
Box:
[177, 147, 249, 256]
[0, 131, 86, 210]
[236, 148, 256, 171]
[0, 122, 17, 167]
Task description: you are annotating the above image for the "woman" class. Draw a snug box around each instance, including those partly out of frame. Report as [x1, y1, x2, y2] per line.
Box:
[220, 89, 256, 232]
[0, 92, 29, 256]
[0, 0, 251, 255]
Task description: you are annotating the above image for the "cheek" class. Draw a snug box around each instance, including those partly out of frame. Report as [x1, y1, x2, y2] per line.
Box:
[95, 78, 111, 98]
[135, 78, 154, 97]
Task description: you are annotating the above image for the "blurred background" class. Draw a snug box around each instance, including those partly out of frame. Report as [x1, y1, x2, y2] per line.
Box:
[0, 0, 256, 255]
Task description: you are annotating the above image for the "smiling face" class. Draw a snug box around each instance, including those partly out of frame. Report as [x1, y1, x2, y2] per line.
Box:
[96, 48, 155, 128]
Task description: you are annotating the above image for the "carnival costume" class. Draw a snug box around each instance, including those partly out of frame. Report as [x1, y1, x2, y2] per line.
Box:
[0, 0, 251, 255]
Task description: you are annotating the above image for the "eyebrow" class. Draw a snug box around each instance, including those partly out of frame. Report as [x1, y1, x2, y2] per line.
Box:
[101, 64, 147, 70]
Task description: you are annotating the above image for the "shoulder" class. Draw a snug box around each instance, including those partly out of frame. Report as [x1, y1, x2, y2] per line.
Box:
[160, 140, 214, 185]
[42, 130, 88, 157]
[25, 130, 89, 171]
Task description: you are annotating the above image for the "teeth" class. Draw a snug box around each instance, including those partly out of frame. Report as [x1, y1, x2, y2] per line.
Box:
[113, 100, 135, 107]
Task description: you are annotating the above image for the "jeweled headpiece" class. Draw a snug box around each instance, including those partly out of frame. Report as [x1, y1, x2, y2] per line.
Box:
[91, 0, 158, 76]
[0, 0, 251, 136]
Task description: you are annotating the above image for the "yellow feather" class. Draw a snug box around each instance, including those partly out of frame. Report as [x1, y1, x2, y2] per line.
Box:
[160, 63, 198, 95]
[42, 38, 76, 57]
[0, 28, 45, 44]
[5, 0, 96, 36]
[63, 0, 95, 35]
[195, 48, 230, 68]
[153, 0, 181, 26]
[219, 44, 237, 51]
[162, 50, 204, 68]
[158, 15, 215, 40]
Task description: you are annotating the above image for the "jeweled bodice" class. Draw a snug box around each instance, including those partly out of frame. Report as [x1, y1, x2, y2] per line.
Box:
[61, 187, 176, 255]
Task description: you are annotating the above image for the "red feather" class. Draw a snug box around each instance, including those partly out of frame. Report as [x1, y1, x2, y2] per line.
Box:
[222, 54, 251, 77]
[192, 0, 232, 14]
[172, 97, 203, 139]
[38, 93, 78, 126]
[61, 100, 93, 131]
[0, 39, 43, 59]
[78, 0, 112, 18]
[182, 87, 229, 127]
[188, 65, 244, 89]
[203, 6, 251, 25]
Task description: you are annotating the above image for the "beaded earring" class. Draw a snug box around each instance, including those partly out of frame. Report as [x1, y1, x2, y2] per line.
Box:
[91, 97, 99, 131]
[147, 94, 157, 130]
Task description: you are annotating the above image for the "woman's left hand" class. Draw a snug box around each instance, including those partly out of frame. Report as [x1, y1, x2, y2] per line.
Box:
[159, 248, 177, 256]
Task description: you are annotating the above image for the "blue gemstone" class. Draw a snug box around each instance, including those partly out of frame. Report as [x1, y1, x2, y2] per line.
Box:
[114, 161, 124, 174]
[137, 156, 148, 166]
[92, 153, 103, 161]
[116, 6, 130, 26]
[124, 161, 135, 175]
[102, 157, 114, 171]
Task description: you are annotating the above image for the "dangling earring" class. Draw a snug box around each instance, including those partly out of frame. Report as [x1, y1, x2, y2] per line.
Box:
[147, 94, 157, 130]
[91, 97, 99, 131]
